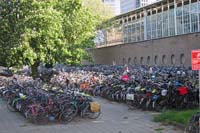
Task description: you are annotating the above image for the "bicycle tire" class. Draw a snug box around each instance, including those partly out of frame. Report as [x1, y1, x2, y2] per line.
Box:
[59, 103, 77, 123]
[7, 99, 17, 112]
[88, 110, 101, 119]
[24, 108, 34, 122]
[24, 107, 48, 124]
[126, 101, 136, 110]
[81, 104, 101, 119]
[34, 112, 48, 125]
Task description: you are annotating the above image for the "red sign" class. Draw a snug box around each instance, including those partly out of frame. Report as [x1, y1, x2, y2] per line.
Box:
[191, 50, 200, 70]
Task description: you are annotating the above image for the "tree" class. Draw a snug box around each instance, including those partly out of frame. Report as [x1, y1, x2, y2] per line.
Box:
[0, 0, 21, 68]
[82, 0, 114, 22]
[82, 0, 114, 46]
[0, 0, 111, 78]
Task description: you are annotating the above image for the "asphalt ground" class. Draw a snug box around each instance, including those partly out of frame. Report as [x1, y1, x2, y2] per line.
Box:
[0, 97, 183, 133]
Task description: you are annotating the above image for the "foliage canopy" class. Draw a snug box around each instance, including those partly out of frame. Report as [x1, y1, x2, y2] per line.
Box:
[0, 0, 111, 77]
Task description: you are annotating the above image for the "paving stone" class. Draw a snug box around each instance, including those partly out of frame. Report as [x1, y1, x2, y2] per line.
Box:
[0, 98, 183, 133]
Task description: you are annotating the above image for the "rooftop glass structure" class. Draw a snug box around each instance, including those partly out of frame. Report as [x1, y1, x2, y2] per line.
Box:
[96, 0, 200, 47]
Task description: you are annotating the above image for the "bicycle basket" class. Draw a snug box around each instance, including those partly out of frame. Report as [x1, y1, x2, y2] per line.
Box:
[90, 102, 100, 113]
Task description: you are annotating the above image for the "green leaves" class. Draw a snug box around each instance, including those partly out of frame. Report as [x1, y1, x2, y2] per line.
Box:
[0, 0, 110, 69]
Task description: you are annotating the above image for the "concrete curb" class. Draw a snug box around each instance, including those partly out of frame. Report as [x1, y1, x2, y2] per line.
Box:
[160, 121, 186, 130]
[170, 122, 186, 130]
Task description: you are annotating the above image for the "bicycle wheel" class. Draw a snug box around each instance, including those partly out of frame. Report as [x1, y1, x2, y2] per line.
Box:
[126, 100, 136, 110]
[3, 91, 11, 101]
[185, 123, 199, 133]
[154, 100, 167, 112]
[81, 104, 101, 119]
[24, 108, 34, 122]
[185, 113, 200, 133]
[139, 98, 147, 110]
[7, 99, 16, 112]
[88, 110, 101, 119]
[24, 107, 48, 124]
[34, 111, 48, 125]
[59, 103, 77, 123]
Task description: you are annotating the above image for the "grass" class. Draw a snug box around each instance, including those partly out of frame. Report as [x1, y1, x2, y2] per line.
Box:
[154, 127, 164, 131]
[153, 109, 199, 125]
[154, 127, 164, 133]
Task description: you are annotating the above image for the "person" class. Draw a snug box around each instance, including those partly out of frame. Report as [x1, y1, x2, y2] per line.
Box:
[149, 66, 153, 74]
[123, 64, 129, 75]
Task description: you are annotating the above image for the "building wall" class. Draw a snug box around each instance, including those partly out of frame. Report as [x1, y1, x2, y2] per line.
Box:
[103, 0, 121, 15]
[136, 0, 157, 8]
[88, 33, 200, 67]
[120, 0, 158, 14]
[120, 0, 136, 14]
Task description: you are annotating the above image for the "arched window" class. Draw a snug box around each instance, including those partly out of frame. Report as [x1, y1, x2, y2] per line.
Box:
[128, 57, 131, 65]
[154, 55, 158, 65]
[162, 55, 167, 65]
[140, 57, 144, 65]
[122, 58, 126, 65]
[147, 56, 150, 65]
[180, 54, 185, 65]
[171, 54, 175, 65]
[134, 57, 137, 65]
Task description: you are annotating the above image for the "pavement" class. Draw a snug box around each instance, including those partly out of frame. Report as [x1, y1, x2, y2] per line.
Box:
[0, 98, 183, 133]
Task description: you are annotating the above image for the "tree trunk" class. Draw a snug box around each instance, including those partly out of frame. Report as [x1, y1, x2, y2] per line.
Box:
[31, 60, 40, 79]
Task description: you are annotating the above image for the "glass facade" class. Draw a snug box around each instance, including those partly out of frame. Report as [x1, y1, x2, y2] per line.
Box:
[146, 16, 151, 39]
[157, 12, 162, 38]
[168, 9, 175, 36]
[176, 6, 183, 35]
[183, 4, 190, 33]
[121, 1, 200, 43]
[191, 2, 199, 32]
[123, 18, 144, 43]
[100, 0, 200, 46]
[162, 11, 168, 37]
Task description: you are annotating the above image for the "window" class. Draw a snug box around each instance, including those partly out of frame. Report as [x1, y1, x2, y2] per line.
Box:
[180, 53, 185, 65]
[162, 11, 168, 37]
[157, 13, 162, 38]
[147, 56, 150, 65]
[183, 4, 190, 33]
[190, 3, 199, 32]
[136, 20, 141, 41]
[171, 54, 175, 65]
[140, 21, 144, 41]
[176, 6, 183, 35]
[162, 55, 167, 65]
[168, 9, 175, 36]
[199, 1, 200, 32]
[140, 57, 144, 65]
[123, 25, 128, 43]
[151, 14, 157, 39]
[127, 25, 132, 42]
[154, 55, 158, 65]
[128, 57, 131, 65]
[131, 21, 136, 42]
[123, 58, 126, 65]
[134, 57, 137, 65]
[146, 15, 151, 40]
